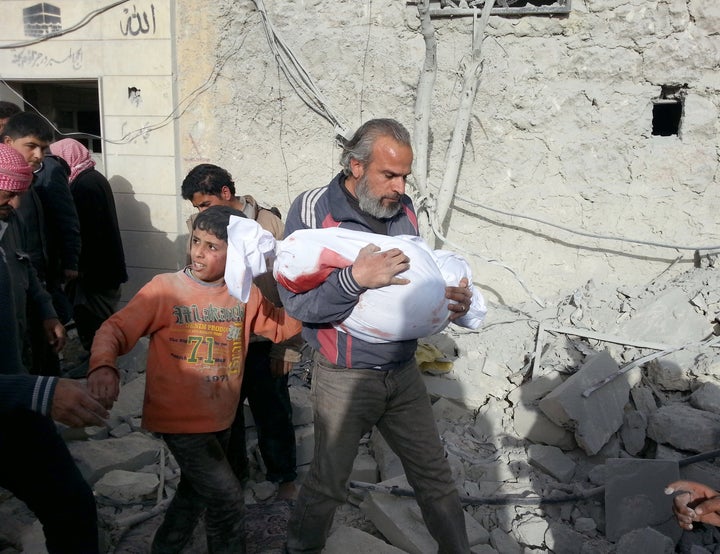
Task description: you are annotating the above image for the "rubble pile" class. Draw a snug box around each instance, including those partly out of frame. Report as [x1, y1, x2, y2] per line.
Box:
[2, 258, 720, 553]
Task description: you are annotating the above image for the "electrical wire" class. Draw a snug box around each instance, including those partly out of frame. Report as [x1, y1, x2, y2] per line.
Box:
[453, 192, 720, 252]
[0, 36, 244, 145]
[252, 0, 350, 140]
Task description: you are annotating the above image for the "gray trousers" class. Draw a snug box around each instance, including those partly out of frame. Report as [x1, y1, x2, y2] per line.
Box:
[286, 353, 469, 553]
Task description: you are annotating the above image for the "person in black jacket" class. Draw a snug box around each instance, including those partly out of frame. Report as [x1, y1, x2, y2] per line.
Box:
[49, 138, 128, 350]
[2, 112, 72, 376]
[0, 142, 106, 553]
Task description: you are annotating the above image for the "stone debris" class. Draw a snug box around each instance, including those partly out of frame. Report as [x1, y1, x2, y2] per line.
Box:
[603, 458, 680, 542]
[324, 525, 405, 553]
[3, 262, 720, 552]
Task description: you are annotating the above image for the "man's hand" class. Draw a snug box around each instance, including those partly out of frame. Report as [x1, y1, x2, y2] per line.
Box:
[87, 366, 120, 410]
[446, 277, 472, 321]
[666, 480, 720, 530]
[351, 244, 410, 289]
[51, 378, 109, 427]
[43, 318, 66, 353]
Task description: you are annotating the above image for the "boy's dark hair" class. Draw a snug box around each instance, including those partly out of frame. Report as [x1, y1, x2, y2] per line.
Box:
[192, 205, 246, 242]
[181, 163, 236, 200]
[0, 101, 21, 120]
[2, 112, 54, 142]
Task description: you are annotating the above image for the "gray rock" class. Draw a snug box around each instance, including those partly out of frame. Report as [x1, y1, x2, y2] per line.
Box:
[94, 469, 159, 504]
[527, 444, 576, 483]
[324, 525, 405, 553]
[489, 528, 522, 554]
[647, 404, 720, 453]
[615, 527, 673, 554]
[539, 351, 630, 455]
[689, 381, 720, 415]
[603, 458, 680, 543]
[619, 410, 647, 455]
[68, 432, 161, 484]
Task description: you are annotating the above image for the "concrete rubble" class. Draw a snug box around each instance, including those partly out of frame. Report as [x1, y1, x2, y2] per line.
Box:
[3, 260, 720, 553]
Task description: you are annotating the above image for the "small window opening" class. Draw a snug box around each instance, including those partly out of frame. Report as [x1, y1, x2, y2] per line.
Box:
[652, 85, 685, 137]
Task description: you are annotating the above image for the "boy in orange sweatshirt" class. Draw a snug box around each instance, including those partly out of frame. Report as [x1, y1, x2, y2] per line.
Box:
[87, 205, 301, 554]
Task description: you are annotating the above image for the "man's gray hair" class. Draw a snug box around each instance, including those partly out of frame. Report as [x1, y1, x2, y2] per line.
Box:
[340, 118, 411, 176]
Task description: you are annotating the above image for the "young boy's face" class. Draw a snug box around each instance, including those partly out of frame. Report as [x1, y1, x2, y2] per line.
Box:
[190, 228, 228, 284]
[3, 135, 48, 170]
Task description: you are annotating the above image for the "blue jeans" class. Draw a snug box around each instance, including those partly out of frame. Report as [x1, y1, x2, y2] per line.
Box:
[228, 341, 296, 484]
[152, 430, 245, 554]
[286, 353, 469, 554]
[0, 411, 98, 553]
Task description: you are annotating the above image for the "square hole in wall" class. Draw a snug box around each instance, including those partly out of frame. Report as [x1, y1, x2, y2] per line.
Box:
[652, 85, 685, 137]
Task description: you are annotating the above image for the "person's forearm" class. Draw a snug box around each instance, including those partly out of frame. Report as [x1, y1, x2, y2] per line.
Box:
[0, 374, 57, 415]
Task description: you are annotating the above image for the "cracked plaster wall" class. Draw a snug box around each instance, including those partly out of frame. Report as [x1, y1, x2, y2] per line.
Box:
[176, 0, 720, 306]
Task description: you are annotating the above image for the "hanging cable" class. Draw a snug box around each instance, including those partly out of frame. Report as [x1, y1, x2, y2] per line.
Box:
[252, 0, 350, 141]
[0, 1, 131, 49]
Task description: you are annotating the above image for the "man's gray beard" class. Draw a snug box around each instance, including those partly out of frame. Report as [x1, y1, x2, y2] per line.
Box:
[355, 174, 402, 219]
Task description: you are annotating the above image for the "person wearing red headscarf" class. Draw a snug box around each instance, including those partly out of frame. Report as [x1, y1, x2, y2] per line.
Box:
[0, 142, 104, 554]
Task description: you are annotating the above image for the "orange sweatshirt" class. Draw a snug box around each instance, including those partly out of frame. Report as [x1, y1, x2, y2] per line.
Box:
[89, 270, 301, 433]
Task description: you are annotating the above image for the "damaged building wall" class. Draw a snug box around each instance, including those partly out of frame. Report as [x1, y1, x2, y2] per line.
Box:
[175, 0, 720, 306]
[0, 1, 717, 304]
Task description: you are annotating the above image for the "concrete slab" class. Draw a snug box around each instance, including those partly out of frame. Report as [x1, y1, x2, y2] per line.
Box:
[527, 444, 576, 483]
[603, 458, 681, 543]
[324, 525, 406, 553]
[647, 404, 720, 453]
[539, 351, 630, 455]
[68, 431, 161, 484]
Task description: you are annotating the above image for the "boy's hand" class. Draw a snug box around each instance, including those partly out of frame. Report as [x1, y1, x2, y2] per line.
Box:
[666, 480, 720, 529]
[51, 378, 109, 427]
[87, 366, 120, 409]
[446, 277, 472, 321]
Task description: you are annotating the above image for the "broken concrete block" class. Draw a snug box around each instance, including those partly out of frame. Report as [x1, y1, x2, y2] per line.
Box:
[630, 386, 657, 418]
[249, 480, 275, 501]
[573, 517, 597, 534]
[350, 452, 378, 484]
[109, 422, 132, 439]
[511, 403, 576, 450]
[647, 404, 720, 453]
[689, 380, 720, 415]
[110, 373, 146, 422]
[527, 444, 576, 483]
[615, 527, 674, 554]
[539, 351, 631, 455]
[512, 514, 548, 549]
[470, 545, 498, 554]
[422, 369, 507, 408]
[289, 385, 313, 426]
[614, 288, 713, 346]
[604, 458, 681, 543]
[648, 358, 691, 392]
[433, 397, 474, 422]
[545, 522, 586, 554]
[324, 525, 405, 553]
[68, 432, 161, 484]
[294, 424, 315, 466]
[619, 409, 647, 456]
[359, 490, 488, 553]
[488, 528, 522, 554]
[94, 469, 159, 504]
